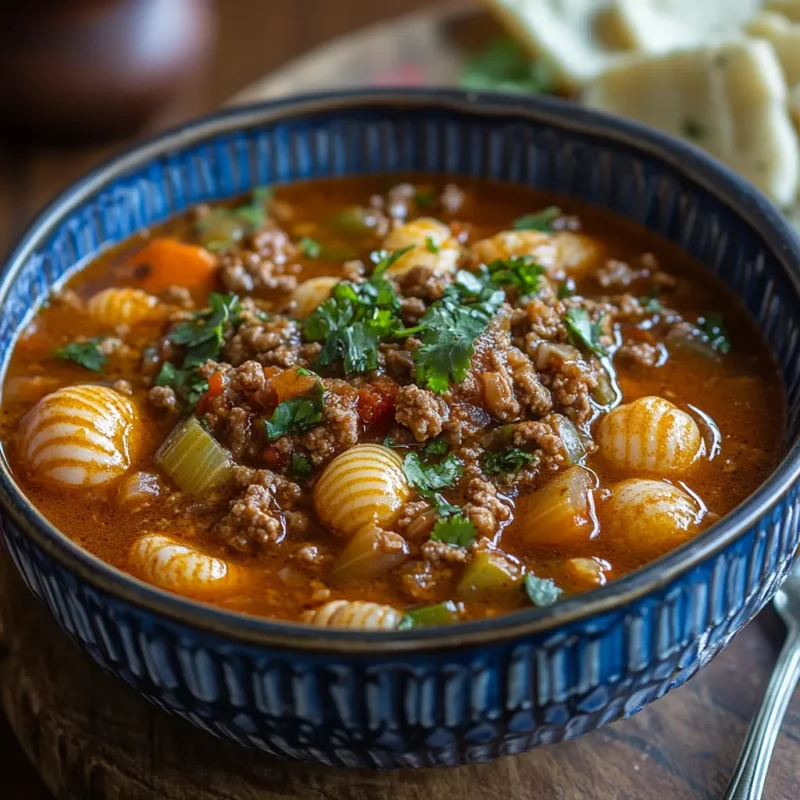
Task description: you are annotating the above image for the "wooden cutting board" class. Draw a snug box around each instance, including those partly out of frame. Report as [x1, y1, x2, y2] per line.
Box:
[1, 2, 798, 798]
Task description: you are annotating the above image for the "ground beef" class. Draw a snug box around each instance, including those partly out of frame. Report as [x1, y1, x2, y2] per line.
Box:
[395, 384, 449, 441]
[400, 560, 452, 603]
[216, 484, 285, 551]
[300, 380, 361, 465]
[421, 539, 469, 564]
[382, 346, 415, 381]
[522, 297, 567, 342]
[596, 259, 648, 289]
[441, 402, 492, 447]
[161, 285, 193, 308]
[112, 379, 133, 396]
[462, 478, 511, 538]
[400, 296, 427, 324]
[224, 318, 302, 367]
[617, 341, 663, 368]
[395, 500, 436, 540]
[148, 385, 180, 413]
[512, 418, 564, 458]
[396, 265, 452, 302]
[387, 182, 416, 219]
[547, 358, 598, 427]
[507, 346, 552, 416]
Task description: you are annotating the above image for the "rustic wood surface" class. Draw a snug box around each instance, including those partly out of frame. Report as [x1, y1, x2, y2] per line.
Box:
[0, 1, 798, 798]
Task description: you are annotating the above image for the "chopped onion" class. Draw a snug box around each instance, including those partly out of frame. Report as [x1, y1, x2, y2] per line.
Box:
[155, 417, 233, 496]
[534, 341, 579, 371]
[331, 525, 409, 584]
[549, 414, 587, 465]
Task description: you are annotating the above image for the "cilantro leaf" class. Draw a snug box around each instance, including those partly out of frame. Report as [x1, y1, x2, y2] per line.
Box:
[407, 289, 504, 393]
[513, 206, 562, 232]
[487, 256, 545, 297]
[460, 37, 554, 95]
[698, 312, 730, 354]
[169, 293, 241, 367]
[524, 573, 563, 607]
[414, 188, 436, 209]
[430, 515, 477, 547]
[638, 287, 663, 313]
[265, 381, 324, 441]
[299, 237, 323, 258]
[557, 283, 575, 299]
[424, 437, 448, 456]
[154, 362, 209, 408]
[195, 187, 272, 252]
[425, 236, 440, 254]
[290, 452, 313, 478]
[55, 338, 107, 372]
[483, 448, 535, 476]
[564, 307, 608, 358]
[402, 452, 464, 497]
[369, 246, 415, 279]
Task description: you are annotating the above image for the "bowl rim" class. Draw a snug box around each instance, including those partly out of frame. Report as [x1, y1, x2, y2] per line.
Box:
[1, 87, 799, 654]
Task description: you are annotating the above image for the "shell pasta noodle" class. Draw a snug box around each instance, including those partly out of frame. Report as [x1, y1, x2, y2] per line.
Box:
[0, 176, 784, 629]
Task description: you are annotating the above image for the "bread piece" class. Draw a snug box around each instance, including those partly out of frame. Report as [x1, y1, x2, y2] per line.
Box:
[583, 38, 800, 207]
[612, 0, 761, 54]
[747, 11, 800, 85]
[479, 0, 633, 91]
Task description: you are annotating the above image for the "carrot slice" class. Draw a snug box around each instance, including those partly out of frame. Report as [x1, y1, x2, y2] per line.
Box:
[128, 238, 217, 293]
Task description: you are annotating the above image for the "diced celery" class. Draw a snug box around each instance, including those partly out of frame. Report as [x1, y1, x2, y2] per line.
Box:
[457, 550, 524, 600]
[398, 600, 461, 630]
[155, 417, 233, 496]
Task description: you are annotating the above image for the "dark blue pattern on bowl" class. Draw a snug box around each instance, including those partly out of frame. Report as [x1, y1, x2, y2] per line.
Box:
[1, 90, 799, 768]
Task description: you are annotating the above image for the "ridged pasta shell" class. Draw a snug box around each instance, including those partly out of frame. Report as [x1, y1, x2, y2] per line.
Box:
[596, 396, 702, 474]
[130, 533, 240, 593]
[472, 230, 558, 269]
[314, 444, 411, 537]
[290, 276, 339, 318]
[87, 287, 158, 326]
[603, 479, 704, 556]
[303, 600, 402, 629]
[18, 384, 136, 488]
[383, 217, 460, 275]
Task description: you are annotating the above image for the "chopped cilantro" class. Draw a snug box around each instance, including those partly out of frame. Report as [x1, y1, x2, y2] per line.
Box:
[424, 437, 448, 456]
[681, 119, 706, 141]
[55, 337, 107, 372]
[487, 256, 546, 297]
[558, 282, 575, 300]
[524, 573, 563, 608]
[402, 452, 464, 497]
[290, 452, 313, 478]
[483, 448, 535, 476]
[299, 237, 323, 258]
[153, 362, 209, 408]
[397, 600, 460, 630]
[460, 37, 554, 95]
[698, 312, 731, 354]
[430, 515, 477, 547]
[169, 293, 241, 367]
[513, 206, 561, 232]
[403, 279, 504, 393]
[370, 246, 414, 278]
[564, 307, 608, 358]
[638, 288, 663, 313]
[195, 187, 272, 252]
[425, 236, 440, 254]
[265, 381, 324, 441]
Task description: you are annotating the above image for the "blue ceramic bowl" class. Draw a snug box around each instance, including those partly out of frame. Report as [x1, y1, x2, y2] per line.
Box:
[1, 90, 800, 768]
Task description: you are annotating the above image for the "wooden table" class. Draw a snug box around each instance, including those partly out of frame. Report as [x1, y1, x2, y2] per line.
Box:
[1, 1, 798, 797]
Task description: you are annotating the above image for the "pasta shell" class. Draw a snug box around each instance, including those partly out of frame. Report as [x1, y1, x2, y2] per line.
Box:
[383, 218, 460, 275]
[314, 444, 411, 537]
[597, 396, 702, 474]
[290, 276, 339, 318]
[18, 384, 136, 487]
[602, 479, 705, 556]
[87, 287, 158, 326]
[130, 533, 240, 593]
[303, 600, 402, 629]
[472, 230, 558, 269]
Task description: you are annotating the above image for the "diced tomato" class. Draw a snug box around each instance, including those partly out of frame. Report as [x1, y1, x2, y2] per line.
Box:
[263, 445, 284, 469]
[357, 379, 398, 431]
[195, 371, 227, 416]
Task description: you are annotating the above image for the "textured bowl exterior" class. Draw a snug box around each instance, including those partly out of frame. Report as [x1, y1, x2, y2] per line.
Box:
[1, 91, 799, 768]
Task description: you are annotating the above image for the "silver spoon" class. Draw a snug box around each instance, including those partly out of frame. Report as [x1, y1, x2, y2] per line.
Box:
[722, 561, 800, 800]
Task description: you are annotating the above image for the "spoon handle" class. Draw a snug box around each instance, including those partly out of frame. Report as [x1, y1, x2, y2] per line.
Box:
[721, 625, 800, 800]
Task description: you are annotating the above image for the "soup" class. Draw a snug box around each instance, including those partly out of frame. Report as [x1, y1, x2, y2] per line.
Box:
[0, 176, 784, 630]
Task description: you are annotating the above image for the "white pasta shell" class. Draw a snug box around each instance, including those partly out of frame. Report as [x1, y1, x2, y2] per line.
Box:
[472, 230, 558, 270]
[290, 276, 339, 318]
[87, 287, 158, 326]
[18, 384, 136, 488]
[383, 217, 460, 275]
[303, 600, 402, 629]
[597, 396, 702, 474]
[314, 444, 411, 537]
[603, 479, 704, 556]
[130, 533, 239, 594]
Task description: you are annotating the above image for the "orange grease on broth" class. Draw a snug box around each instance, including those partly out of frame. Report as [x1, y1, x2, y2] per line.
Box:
[0, 176, 786, 621]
